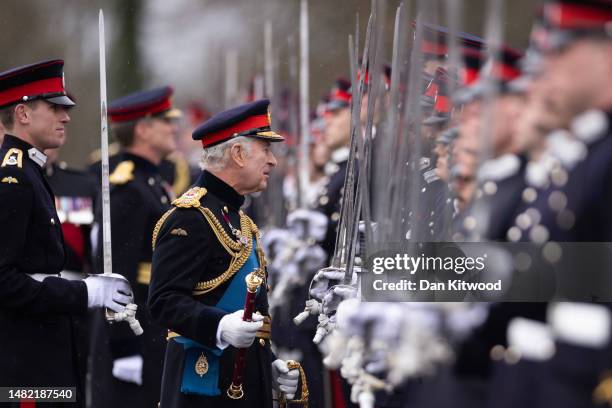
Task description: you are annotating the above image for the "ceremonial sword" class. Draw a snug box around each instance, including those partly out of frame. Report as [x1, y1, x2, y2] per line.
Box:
[98, 9, 142, 335]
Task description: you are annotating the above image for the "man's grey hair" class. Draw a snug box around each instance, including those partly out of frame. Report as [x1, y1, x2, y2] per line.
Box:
[199, 136, 254, 171]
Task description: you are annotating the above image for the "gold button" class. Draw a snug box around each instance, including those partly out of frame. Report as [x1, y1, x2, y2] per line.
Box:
[50, 218, 55, 225]
[259, 339, 266, 346]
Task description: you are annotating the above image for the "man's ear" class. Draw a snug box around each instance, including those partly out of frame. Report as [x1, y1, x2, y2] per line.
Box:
[230, 143, 246, 168]
[14, 104, 30, 126]
[133, 119, 149, 143]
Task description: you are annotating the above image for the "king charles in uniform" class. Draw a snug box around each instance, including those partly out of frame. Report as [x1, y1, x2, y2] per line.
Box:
[149, 99, 301, 407]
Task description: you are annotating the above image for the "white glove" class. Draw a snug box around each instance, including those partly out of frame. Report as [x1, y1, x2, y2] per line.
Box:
[310, 267, 346, 301]
[294, 245, 327, 273]
[84, 274, 133, 312]
[322, 285, 358, 314]
[272, 359, 300, 399]
[112, 354, 143, 385]
[287, 209, 328, 241]
[218, 310, 264, 349]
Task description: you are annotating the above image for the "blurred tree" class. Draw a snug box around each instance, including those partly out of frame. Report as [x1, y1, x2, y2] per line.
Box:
[109, 0, 146, 97]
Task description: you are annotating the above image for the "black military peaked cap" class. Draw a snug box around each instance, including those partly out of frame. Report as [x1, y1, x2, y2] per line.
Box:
[0, 59, 75, 109]
[467, 45, 525, 98]
[108, 86, 182, 123]
[326, 78, 352, 112]
[192, 98, 284, 148]
[418, 22, 486, 58]
[535, 0, 612, 51]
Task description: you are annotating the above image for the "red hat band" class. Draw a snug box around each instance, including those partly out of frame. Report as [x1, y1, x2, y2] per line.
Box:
[330, 88, 351, 104]
[545, 3, 612, 29]
[422, 40, 448, 56]
[493, 62, 521, 82]
[201, 114, 269, 148]
[0, 77, 64, 107]
[109, 98, 172, 122]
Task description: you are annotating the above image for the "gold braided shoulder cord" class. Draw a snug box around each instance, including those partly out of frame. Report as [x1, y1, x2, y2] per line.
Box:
[193, 208, 259, 294]
[152, 208, 178, 250]
[245, 213, 268, 276]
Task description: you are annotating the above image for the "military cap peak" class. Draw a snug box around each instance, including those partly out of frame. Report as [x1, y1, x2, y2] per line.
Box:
[192, 99, 284, 148]
[108, 86, 182, 123]
[0, 59, 75, 108]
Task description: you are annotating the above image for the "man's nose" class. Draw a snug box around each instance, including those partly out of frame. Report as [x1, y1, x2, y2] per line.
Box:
[268, 151, 278, 167]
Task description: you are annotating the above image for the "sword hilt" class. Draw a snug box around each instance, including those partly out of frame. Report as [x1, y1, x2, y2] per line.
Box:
[278, 360, 309, 408]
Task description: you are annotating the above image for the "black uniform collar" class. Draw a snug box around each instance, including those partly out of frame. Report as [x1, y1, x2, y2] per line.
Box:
[1, 134, 47, 168]
[196, 170, 245, 210]
[1, 134, 32, 151]
[121, 152, 160, 175]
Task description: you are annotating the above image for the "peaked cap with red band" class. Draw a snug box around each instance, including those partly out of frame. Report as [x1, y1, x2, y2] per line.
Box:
[108, 86, 182, 123]
[535, 0, 612, 51]
[473, 46, 524, 96]
[417, 22, 487, 58]
[326, 78, 352, 112]
[0, 59, 75, 109]
[356, 63, 392, 91]
[193, 98, 284, 148]
[454, 45, 524, 103]
[461, 47, 488, 86]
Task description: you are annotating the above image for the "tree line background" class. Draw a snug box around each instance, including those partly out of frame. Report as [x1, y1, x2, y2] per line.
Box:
[0, 0, 538, 166]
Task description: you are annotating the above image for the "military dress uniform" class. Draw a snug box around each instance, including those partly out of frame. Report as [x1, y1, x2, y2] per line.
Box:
[316, 78, 352, 260]
[149, 99, 287, 407]
[455, 154, 528, 242]
[88, 143, 192, 198]
[0, 60, 89, 406]
[318, 146, 349, 258]
[90, 88, 179, 408]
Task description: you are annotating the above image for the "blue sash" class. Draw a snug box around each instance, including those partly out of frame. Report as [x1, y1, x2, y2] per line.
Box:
[173, 238, 261, 396]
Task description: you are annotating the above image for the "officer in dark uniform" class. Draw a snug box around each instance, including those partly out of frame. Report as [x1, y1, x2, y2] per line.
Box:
[89, 144, 192, 198]
[453, 45, 527, 242]
[418, 67, 453, 242]
[46, 148, 98, 390]
[0, 59, 132, 407]
[506, 2, 612, 407]
[317, 78, 352, 260]
[149, 99, 300, 407]
[90, 86, 181, 408]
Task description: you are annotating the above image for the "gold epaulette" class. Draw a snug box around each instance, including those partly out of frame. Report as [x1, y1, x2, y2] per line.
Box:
[109, 161, 134, 185]
[88, 142, 120, 164]
[151, 190, 267, 294]
[1, 148, 23, 168]
[172, 187, 207, 208]
[151, 187, 207, 250]
[166, 152, 191, 196]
